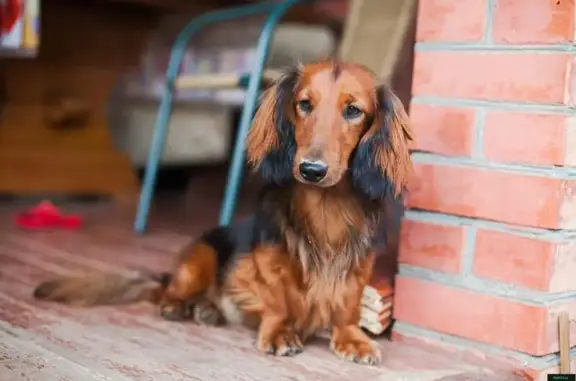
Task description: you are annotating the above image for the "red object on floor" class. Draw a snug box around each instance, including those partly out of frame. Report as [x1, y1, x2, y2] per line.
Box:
[14, 200, 83, 230]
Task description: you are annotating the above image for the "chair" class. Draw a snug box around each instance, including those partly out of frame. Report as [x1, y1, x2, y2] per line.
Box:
[133, 0, 417, 234]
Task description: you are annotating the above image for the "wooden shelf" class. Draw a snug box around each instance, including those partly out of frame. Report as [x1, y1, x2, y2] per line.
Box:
[0, 2, 156, 201]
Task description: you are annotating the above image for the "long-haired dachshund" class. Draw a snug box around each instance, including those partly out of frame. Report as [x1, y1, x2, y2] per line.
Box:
[33, 60, 414, 365]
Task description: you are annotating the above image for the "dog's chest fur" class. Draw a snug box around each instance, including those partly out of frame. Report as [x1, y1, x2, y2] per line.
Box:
[275, 185, 378, 335]
[223, 184, 381, 335]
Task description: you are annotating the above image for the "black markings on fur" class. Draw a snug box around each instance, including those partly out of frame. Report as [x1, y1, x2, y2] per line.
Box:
[350, 85, 397, 201]
[371, 196, 405, 251]
[147, 272, 172, 287]
[33, 281, 57, 299]
[256, 70, 299, 186]
[200, 215, 265, 286]
[199, 226, 237, 287]
[252, 214, 283, 249]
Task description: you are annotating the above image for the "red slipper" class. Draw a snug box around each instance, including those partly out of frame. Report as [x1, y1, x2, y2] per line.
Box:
[14, 201, 83, 230]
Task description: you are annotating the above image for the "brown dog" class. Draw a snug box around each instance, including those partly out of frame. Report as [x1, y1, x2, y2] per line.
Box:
[33, 60, 414, 365]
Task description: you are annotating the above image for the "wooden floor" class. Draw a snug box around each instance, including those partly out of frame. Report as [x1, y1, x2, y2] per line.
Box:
[0, 188, 526, 381]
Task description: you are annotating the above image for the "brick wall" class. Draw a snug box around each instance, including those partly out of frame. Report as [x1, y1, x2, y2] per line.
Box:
[393, 0, 576, 368]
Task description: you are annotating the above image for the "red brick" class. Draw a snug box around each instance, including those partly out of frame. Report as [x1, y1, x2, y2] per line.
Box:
[549, 242, 576, 292]
[407, 164, 576, 229]
[410, 104, 475, 156]
[416, 0, 486, 42]
[412, 52, 572, 104]
[483, 112, 568, 166]
[392, 330, 576, 381]
[393, 276, 546, 354]
[393, 276, 576, 355]
[474, 229, 576, 292]
[473, 230, 551, 290]
[492, 0, 575, 44]
[398, 220, 464, 273]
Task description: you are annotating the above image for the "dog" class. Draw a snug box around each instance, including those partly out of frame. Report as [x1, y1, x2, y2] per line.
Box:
[33, 60, 414, 366]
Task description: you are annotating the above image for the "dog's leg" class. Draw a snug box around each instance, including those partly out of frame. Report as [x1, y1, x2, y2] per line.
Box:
[330, 254, 381, 365]
[256, 292, 303, 357]
[159, 242, 223, 324]
[232, 246, 304, 356]
[257, 313, 303, 356]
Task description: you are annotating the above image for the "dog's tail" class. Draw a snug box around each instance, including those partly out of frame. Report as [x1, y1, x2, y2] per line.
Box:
[32, 271, 171, 307]
[32, 216, 255, 308]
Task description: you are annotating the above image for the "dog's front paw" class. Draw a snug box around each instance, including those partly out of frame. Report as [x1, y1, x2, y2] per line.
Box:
[331, 327, 381, 365]
[257, 326, 303, 357]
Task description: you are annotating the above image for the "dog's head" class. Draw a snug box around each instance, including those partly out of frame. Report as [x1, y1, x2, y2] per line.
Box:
[245, 60, 414, 200]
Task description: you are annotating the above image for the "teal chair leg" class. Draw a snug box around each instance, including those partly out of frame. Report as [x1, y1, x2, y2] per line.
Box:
[218, 0, 309, 226]
[134, 0, 309, 234]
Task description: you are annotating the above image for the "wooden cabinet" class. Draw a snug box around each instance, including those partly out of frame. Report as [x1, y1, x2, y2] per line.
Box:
[0, 2, 158, 201]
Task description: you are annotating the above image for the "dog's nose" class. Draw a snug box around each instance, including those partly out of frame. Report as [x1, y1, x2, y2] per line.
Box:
[299, 160, 328, 183]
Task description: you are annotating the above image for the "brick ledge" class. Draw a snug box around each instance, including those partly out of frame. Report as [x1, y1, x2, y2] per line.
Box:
[392, 321, 576, 381]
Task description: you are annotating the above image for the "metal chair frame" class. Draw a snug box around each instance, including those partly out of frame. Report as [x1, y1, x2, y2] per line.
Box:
[133, 0, 312, 234]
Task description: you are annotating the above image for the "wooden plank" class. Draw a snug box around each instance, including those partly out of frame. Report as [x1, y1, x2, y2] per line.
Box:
[559, 312, 571, 374]
[0, 328, 115, 381]
[175, 69, 282, 90]
[0, 109, 113, 150]
[338, 0, 417, 79]
[2, 66, 119, 105]
[0, 150, 138, 197]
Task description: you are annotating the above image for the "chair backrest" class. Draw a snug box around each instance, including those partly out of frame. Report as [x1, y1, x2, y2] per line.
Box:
[337, 0, 417, 81]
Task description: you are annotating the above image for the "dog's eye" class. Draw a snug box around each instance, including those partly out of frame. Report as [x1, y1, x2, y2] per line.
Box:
[297, 99, 313, 114]
[343, 105, 362, 119]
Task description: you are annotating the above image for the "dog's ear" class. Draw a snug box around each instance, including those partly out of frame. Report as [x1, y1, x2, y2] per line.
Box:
[245, 70, 299, 185]
[351, 85, 414, 200]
